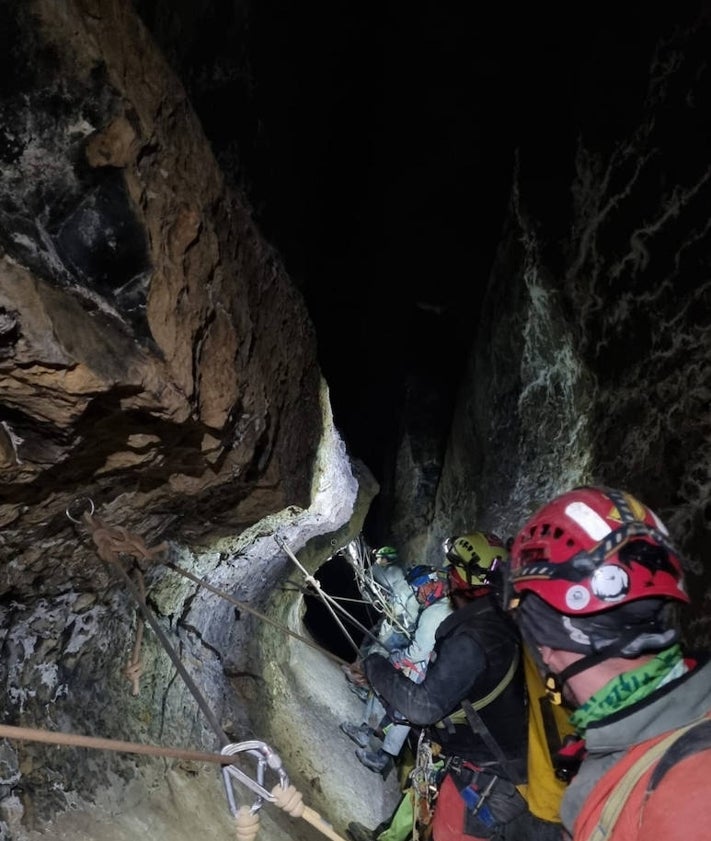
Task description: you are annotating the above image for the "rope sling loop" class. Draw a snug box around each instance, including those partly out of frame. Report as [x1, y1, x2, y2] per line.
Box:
[77, 507, 230, 745]
[70, 498, 349, 702]
[221, 742, 348, 841]
[60, 500, 350, 839]
[67, 498, 167, 696]
[338, 535, 414, 642]
[66, 497, 350, 669]
[276, 534, 381, 658]
[124, 567, 146, 694]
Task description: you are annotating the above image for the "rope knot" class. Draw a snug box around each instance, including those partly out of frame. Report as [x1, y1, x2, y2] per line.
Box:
[123, 658, 144, 695]
[234, 805, 260, 841]
[271, 783, 305, 818]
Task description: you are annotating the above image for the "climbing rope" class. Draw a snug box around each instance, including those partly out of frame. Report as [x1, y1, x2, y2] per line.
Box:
[0, 722, 237, 766]
[78, 508, 230, 747]
[271, 783, 346, 841]
[338, 536, 414, 642]
[123, 568, 145, 695]
[57, 501, 353, 839]
[163, 558, 349, 666]
[0, 723, 348, 841]
[276, 535, 382, 658]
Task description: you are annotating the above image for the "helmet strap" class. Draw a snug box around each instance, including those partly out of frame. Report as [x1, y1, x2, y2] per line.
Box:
[543, 650, 609, 705]
[454, 585, 492, 602]
[552, 626, 653, 702]
[555, 649, 610, 693]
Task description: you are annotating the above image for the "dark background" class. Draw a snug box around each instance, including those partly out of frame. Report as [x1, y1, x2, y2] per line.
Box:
[134, 2, 585, 473]
[133, 1, 678, 515]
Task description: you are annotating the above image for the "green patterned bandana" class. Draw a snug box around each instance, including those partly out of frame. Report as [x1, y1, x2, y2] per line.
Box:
[570, 644, 686, 735]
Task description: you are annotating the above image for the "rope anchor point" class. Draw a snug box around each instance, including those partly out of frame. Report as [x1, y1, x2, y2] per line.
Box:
[66, 497, 95, 524]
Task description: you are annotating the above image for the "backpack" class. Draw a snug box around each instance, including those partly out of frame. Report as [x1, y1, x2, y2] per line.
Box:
[521, 644, 576, 823]
[430, 643, 572, 840]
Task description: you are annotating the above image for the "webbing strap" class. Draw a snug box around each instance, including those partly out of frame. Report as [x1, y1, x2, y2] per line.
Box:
[539, 694, 565, 755]
[435, 647, 520, 729]
[585, 715, 710, 841]
[648, 718, 711, 791]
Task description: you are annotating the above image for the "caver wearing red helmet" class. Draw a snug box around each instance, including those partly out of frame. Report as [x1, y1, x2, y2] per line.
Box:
[510, 486, 688, 613]
[506, 496, 711, 841]
[509, 486, 689, 689]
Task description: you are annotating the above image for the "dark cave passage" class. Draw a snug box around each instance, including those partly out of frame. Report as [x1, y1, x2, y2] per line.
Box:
[302, 552, 379, 661]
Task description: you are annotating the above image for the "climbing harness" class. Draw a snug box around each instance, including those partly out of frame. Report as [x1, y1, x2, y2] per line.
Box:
[409, 731, 443, 839]
[434, 647, 520, 733]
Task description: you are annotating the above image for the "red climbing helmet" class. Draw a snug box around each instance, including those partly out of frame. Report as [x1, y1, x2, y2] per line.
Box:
[510, 486, 689, 615]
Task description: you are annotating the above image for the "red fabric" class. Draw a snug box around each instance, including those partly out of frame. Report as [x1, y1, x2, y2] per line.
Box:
[431, 774, 488, 841]
[573, 724, 711, 841]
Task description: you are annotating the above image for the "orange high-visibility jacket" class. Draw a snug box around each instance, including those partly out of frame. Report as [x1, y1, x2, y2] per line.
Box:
[564, 659, 711, 841]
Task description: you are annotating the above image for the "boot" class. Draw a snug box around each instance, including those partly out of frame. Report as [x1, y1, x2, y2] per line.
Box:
[347, 822, 377, 841]
[340, 721, 373, 748]
[349, 683, 370, 703]
[355, 746, 392, 775]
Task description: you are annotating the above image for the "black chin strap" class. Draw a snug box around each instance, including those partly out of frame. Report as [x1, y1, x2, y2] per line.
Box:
[545, 651, 612, 705]
[558, 650, 611, 684]
[546, 626, 655, 705]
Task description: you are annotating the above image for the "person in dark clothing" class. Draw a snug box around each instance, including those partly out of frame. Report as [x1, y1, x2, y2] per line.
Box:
[357, 532, 532, 841]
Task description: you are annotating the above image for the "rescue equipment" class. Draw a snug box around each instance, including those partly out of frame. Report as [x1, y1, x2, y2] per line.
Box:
[56, 501, 353, 840]
[522, 645, 576, 818]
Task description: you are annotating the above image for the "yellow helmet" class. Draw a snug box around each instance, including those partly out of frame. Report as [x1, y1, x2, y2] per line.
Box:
[445, 532, 508, 589]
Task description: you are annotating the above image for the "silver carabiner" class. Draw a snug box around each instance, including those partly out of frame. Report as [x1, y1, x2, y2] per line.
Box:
[220, 740, 289, 817]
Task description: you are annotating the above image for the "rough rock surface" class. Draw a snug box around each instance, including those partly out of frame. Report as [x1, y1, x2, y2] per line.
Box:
[3, 4, 711, 841]
[430, 13, 711, 646]
[0, 2, 381, 839]
[0, 0, 322, 568]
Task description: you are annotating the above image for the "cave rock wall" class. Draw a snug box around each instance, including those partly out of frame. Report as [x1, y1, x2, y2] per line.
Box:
[0, 2, 348, 838]
[436, 11, 711, 641]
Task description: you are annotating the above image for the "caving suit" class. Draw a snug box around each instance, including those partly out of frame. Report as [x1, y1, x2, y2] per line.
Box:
[566, 655, 711, 841]
[363, 596, 453, 756]
[364, 593, 529, 840]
